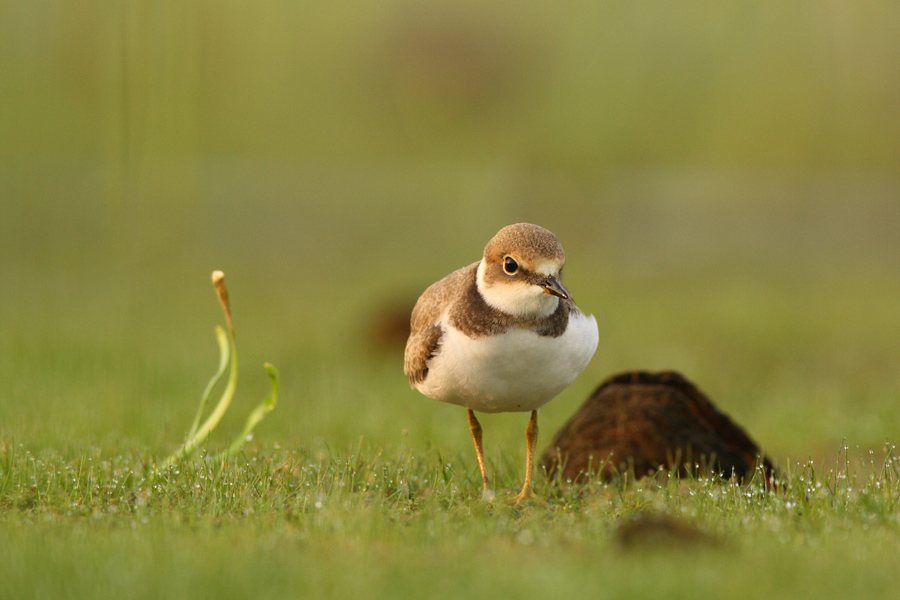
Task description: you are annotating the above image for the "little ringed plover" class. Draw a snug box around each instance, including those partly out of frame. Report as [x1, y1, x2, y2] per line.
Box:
[404, 223, 599, 503]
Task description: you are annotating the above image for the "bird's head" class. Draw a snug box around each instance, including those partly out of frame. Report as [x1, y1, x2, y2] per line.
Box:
[476, 223, 569, 318]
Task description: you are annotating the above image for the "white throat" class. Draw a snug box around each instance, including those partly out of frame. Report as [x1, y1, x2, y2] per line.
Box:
[476, 260, 560, 318]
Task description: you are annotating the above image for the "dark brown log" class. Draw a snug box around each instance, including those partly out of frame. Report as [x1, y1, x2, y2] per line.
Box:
[542, 371, 775, 482]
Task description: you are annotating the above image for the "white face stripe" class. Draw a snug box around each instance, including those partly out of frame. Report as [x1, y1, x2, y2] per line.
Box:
[476, 260, 559, 318]
[533, 259, 563, 277]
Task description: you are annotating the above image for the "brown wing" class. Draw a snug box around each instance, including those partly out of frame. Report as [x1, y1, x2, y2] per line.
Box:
[403, 263, 478, 387]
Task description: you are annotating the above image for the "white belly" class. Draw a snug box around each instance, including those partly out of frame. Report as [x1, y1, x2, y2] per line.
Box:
[415, 312, 599, 413]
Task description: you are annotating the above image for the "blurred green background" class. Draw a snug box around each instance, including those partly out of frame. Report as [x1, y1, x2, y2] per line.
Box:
[2, 1, 899, 464]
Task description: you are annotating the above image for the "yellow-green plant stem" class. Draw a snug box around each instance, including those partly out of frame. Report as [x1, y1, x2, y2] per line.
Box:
[222, 363, 279, 458]
[160, 271, 279, 470]
[184, 322, 238, 455]
[161, 323, 238, 469]
[187, 326, 230, 441]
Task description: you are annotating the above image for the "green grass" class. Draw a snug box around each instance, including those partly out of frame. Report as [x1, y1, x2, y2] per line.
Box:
[3, 441, 900, 599]
[3, 173, 900, 597]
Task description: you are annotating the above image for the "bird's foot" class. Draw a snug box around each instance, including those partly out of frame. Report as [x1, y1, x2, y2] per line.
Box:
[512, 486, 549, 508]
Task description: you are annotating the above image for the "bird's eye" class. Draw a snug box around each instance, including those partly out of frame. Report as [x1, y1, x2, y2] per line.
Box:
[503, 256, 519, 274]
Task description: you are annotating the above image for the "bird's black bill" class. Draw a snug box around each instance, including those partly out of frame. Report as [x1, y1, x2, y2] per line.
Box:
[541, 276, 569, 299]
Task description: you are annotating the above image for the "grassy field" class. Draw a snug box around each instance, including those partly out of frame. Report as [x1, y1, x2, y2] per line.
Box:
[2, 440, 900, 599]
[3, 1, 900, 598]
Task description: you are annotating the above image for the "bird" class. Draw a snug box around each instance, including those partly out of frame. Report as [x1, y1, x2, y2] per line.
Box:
[404, 223, 599, 503]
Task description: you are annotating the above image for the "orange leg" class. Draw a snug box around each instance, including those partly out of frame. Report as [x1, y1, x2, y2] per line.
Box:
[467, 409, 495, 503]
[513, 410, 541, 505]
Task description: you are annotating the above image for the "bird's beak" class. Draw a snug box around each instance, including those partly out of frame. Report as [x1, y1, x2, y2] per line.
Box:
[540, 275, 569, 299]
